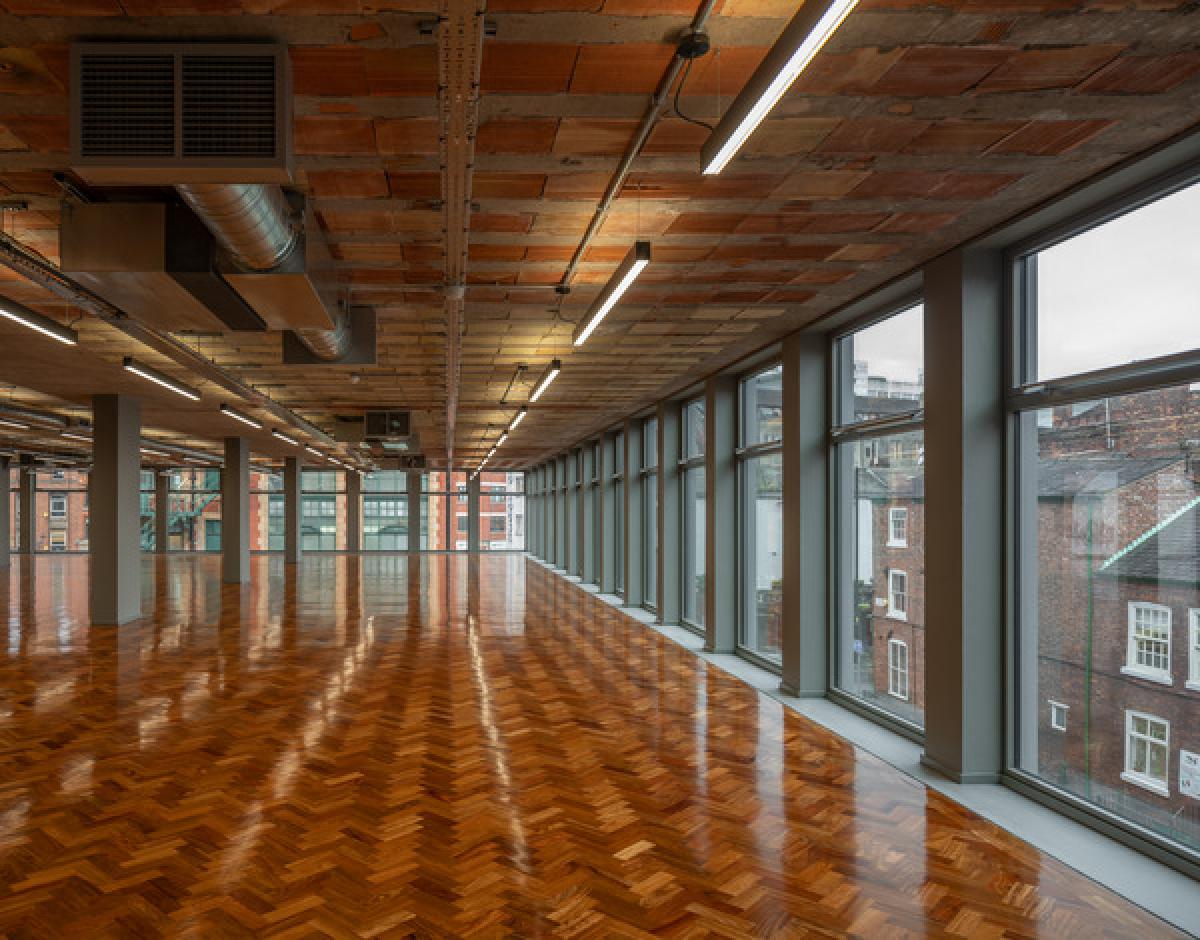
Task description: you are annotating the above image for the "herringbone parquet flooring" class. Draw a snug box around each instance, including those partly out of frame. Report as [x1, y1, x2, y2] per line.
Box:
[0, 553, 1185, 938]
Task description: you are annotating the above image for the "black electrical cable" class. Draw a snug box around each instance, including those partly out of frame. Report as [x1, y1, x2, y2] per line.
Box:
[673, 57, 714, 132]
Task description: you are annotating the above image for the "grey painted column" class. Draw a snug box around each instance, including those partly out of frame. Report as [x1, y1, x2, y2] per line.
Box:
[623, 418, 644, 607]
[346, 470, 362, 552]
[154, 470, 169, 552]
[90, 394, 142, 624]
[17, 455, 34, 554]
[922, 246, 1005, 784]
[283, 456, 302, 564]
[222, 437, 250, 584]
[597, 434, 616, 593]
[467, 476, 480, 552]
[705, 376, 737, 652]
[0, 455, 9, 569]
[581, 442, 596, 583]
[657, 401, 681, 625]
[407, 470, 422, 552]
[781, 333, 829, 697]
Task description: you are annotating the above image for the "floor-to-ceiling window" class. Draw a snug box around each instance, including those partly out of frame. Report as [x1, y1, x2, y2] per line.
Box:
[301, 470, 345, 551]
[250, 470, 283, 551]
[643, 416, 658, 612]
[8, 465, 17, 551]
[479, 471, 525, 551]
[35, 469, 89, 552]
[737, 364, 783, 664]
[832, 303, 925, 730]
[140, 470, 156, 551]
[589, 441, 601, 579]
[421, 472, 455, 550]
[363, 471, 408, 551]
[614, 431, 625, 597]
[681, 397, 705, 631]
[1010, 175, 1200, 864]
[167, 468, 221, 551]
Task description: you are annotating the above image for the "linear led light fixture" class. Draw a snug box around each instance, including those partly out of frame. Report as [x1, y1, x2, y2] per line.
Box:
[271, 429, 299, 447]
[304, 445, 323, 458]
[509, 406, 528, 432]
[0, 418, 30, 431]
[140, 446, 168, 458]
[529, 359, 562, 403]
[123, 357, 201, 402]
[220, 404, 263, 430]
[0, 297, 78, 346]
[701, 0, 858, 175]
[61, 431, 92, 443]
[572, 242, 651, 347]
[496, 432, 508, 448]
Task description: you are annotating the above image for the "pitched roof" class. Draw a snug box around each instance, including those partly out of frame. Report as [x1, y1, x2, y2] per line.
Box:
[1036, 456, 1180, 499]
[1098, 494, 1200, 584]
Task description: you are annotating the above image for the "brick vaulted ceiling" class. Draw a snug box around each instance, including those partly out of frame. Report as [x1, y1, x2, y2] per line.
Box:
[0, 0, 1199, 469]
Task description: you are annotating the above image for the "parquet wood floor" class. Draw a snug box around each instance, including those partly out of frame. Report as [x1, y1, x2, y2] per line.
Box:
[0, 553, 1185, 938]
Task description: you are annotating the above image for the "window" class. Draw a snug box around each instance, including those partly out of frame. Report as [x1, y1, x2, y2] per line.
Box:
[681, 398, 705, 630]
[1012, 175, 1200, 861]
[738, 364, 783, 664]
[363, 471, 407, 551]
[1049, 701, 1069, 732]
[887, 570, 907, 620]
[643, 417, 658, 611]
[887, 639, 909, 700]
[1190, 610, 1200, 692]
[478, 472, 525, 551]
[48, 530, 66, 551]
[614, 431, 625, 597]
[833, 303, 925, 729]
[301, 470, 346, 551]
[1123, 711, 1169, 797]
[49, 495, 66, 519]
[167, 469, 221, 552]
[1124, 602, 1172, 683]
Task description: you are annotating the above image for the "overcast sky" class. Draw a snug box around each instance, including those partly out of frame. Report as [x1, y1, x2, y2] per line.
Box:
[1037, 181, 1200, 380]
[852, 304, 924, 385]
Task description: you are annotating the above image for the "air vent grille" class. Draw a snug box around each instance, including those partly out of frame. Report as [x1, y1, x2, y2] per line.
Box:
[78, 54, 175, 157]
[182, 55, 277, 158]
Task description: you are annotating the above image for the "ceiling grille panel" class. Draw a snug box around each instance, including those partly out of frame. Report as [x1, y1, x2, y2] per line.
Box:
[182, 55, 278, 158]
[77, 54, 175, 157]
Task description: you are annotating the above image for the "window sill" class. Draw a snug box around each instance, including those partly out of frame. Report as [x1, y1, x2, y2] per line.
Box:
[887, 690, 909, 702]
[1185, 680, 1200, 692]
[886, 611, 907, 622]
[886, 540, 907, 549]
[1119, 666, 1172, 686]
[1120, 771, 1170, 798]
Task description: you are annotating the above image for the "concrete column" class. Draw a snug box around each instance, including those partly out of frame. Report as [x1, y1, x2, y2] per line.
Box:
[657, 402, 681, 625]
[0, 455, 9, 569]
[17, 455, 34, 554]
[705, 376, 737, 652]
[346, 470, 362, 552]
[90, 394, 142, 624]
[154, 471, 169, 552]
[922, 246, 1005, 783]
[781, 333, 829, 696]
[283, 456, 302, 564]
[467, 476, 480, 552]
[407, 471, 422, 552]
[581, 442, 596, 583]
[623, 417, 644, 607]
[597, 433, 616, 593]
[222, 437, 250, 584]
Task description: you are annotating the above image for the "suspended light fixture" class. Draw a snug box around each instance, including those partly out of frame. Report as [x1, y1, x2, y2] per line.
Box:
[123, 357, 201, 402]
[60, 430, 92, 443]
[701, 0, 858, 175]
[572, 242, 651, 347]
[496, 432, 508, 448]
[529, 359, 562, 403]
[140, 446, 169, 458]
[304, 445, 323, 458]
[0, 298, 78, 346]
[271, 429, 299, 447]
[220, 404, 263, 430]
[509, 406, 528, 432]
[0, 418, 30, 431]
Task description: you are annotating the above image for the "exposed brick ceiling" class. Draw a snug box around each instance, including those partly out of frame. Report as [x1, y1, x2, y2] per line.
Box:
[0, 0, 1199, 469]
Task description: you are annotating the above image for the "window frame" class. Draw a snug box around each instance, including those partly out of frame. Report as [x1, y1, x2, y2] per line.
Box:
[887, 569, 908, 621]
[1122, 601, 1173, 685]
[641, 416, 659, 613]
[887, 638, 909, 701]
[887, 506, 908, 547]
[1189, 609, 1200, 692]
[679, 396, 705, 634]
[1048, 700, 1069, 732]
[1122, 710, 1170, 798]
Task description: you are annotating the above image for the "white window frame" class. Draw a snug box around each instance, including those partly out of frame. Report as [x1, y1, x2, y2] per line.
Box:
[1122, 601, 1172, 685]
[887, 569, 908, 621]
[1189, 609, 1200, 692]
[1048, 700, 1068, 732]
[48, 494, 67, 519]
[1121, 710, 1170, 797]
[887, 506, 908, 547]
[48, 530, 67, 551]
[887, 638, 909, 701]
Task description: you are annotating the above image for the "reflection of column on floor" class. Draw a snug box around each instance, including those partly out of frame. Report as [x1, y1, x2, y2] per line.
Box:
[91, 394, 142, 625]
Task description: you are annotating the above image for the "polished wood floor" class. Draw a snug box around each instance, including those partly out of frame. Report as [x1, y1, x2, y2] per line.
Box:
[0, 553, 1183, 938]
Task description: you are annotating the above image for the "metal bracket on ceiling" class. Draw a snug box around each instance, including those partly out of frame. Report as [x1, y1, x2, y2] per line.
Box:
[421, 17, 496, 36]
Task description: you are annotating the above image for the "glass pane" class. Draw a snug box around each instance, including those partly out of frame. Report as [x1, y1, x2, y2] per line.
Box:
[1016, 382, 1200, 854]
[644, 418, 658, 468]
[250, 493, 284, 551]
[1033, 180, 1200, 381]
[34, 471, 89, 553]
[614, 479, 625, 595]
[837, 430, 924, 727]
[838, 305, 924, 424]
[683, 465, 706, 626]
[684, 399, 705, 459]
[644, 472, 657, 608]
[363, 494, 408, 550]
[479, 471, 526, 551]
[741, 364, 783, 446]
[740, 452, 782, 661]
[365, 470, 407, 493]
[140, 491, 156, 551]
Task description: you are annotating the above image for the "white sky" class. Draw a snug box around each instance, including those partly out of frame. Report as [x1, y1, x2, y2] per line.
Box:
[852, 304, 924, 385]
[1037, 182, 1200, 380]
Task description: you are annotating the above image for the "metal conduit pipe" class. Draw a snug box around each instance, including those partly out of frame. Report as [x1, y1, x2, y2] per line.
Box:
[175, 183, 353, 362]
[557, 0, 720, 292]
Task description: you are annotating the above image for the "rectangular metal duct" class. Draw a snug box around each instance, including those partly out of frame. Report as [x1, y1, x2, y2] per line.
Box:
[70, 43, 292, 185]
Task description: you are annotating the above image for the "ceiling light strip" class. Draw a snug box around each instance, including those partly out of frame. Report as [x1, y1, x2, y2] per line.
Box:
[529, 359, 562, 404]
[0, 298, 78, 346]
[572, 241, 651, 347]
[123, 357, 201, 402]
[220, 403, 263, 430]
